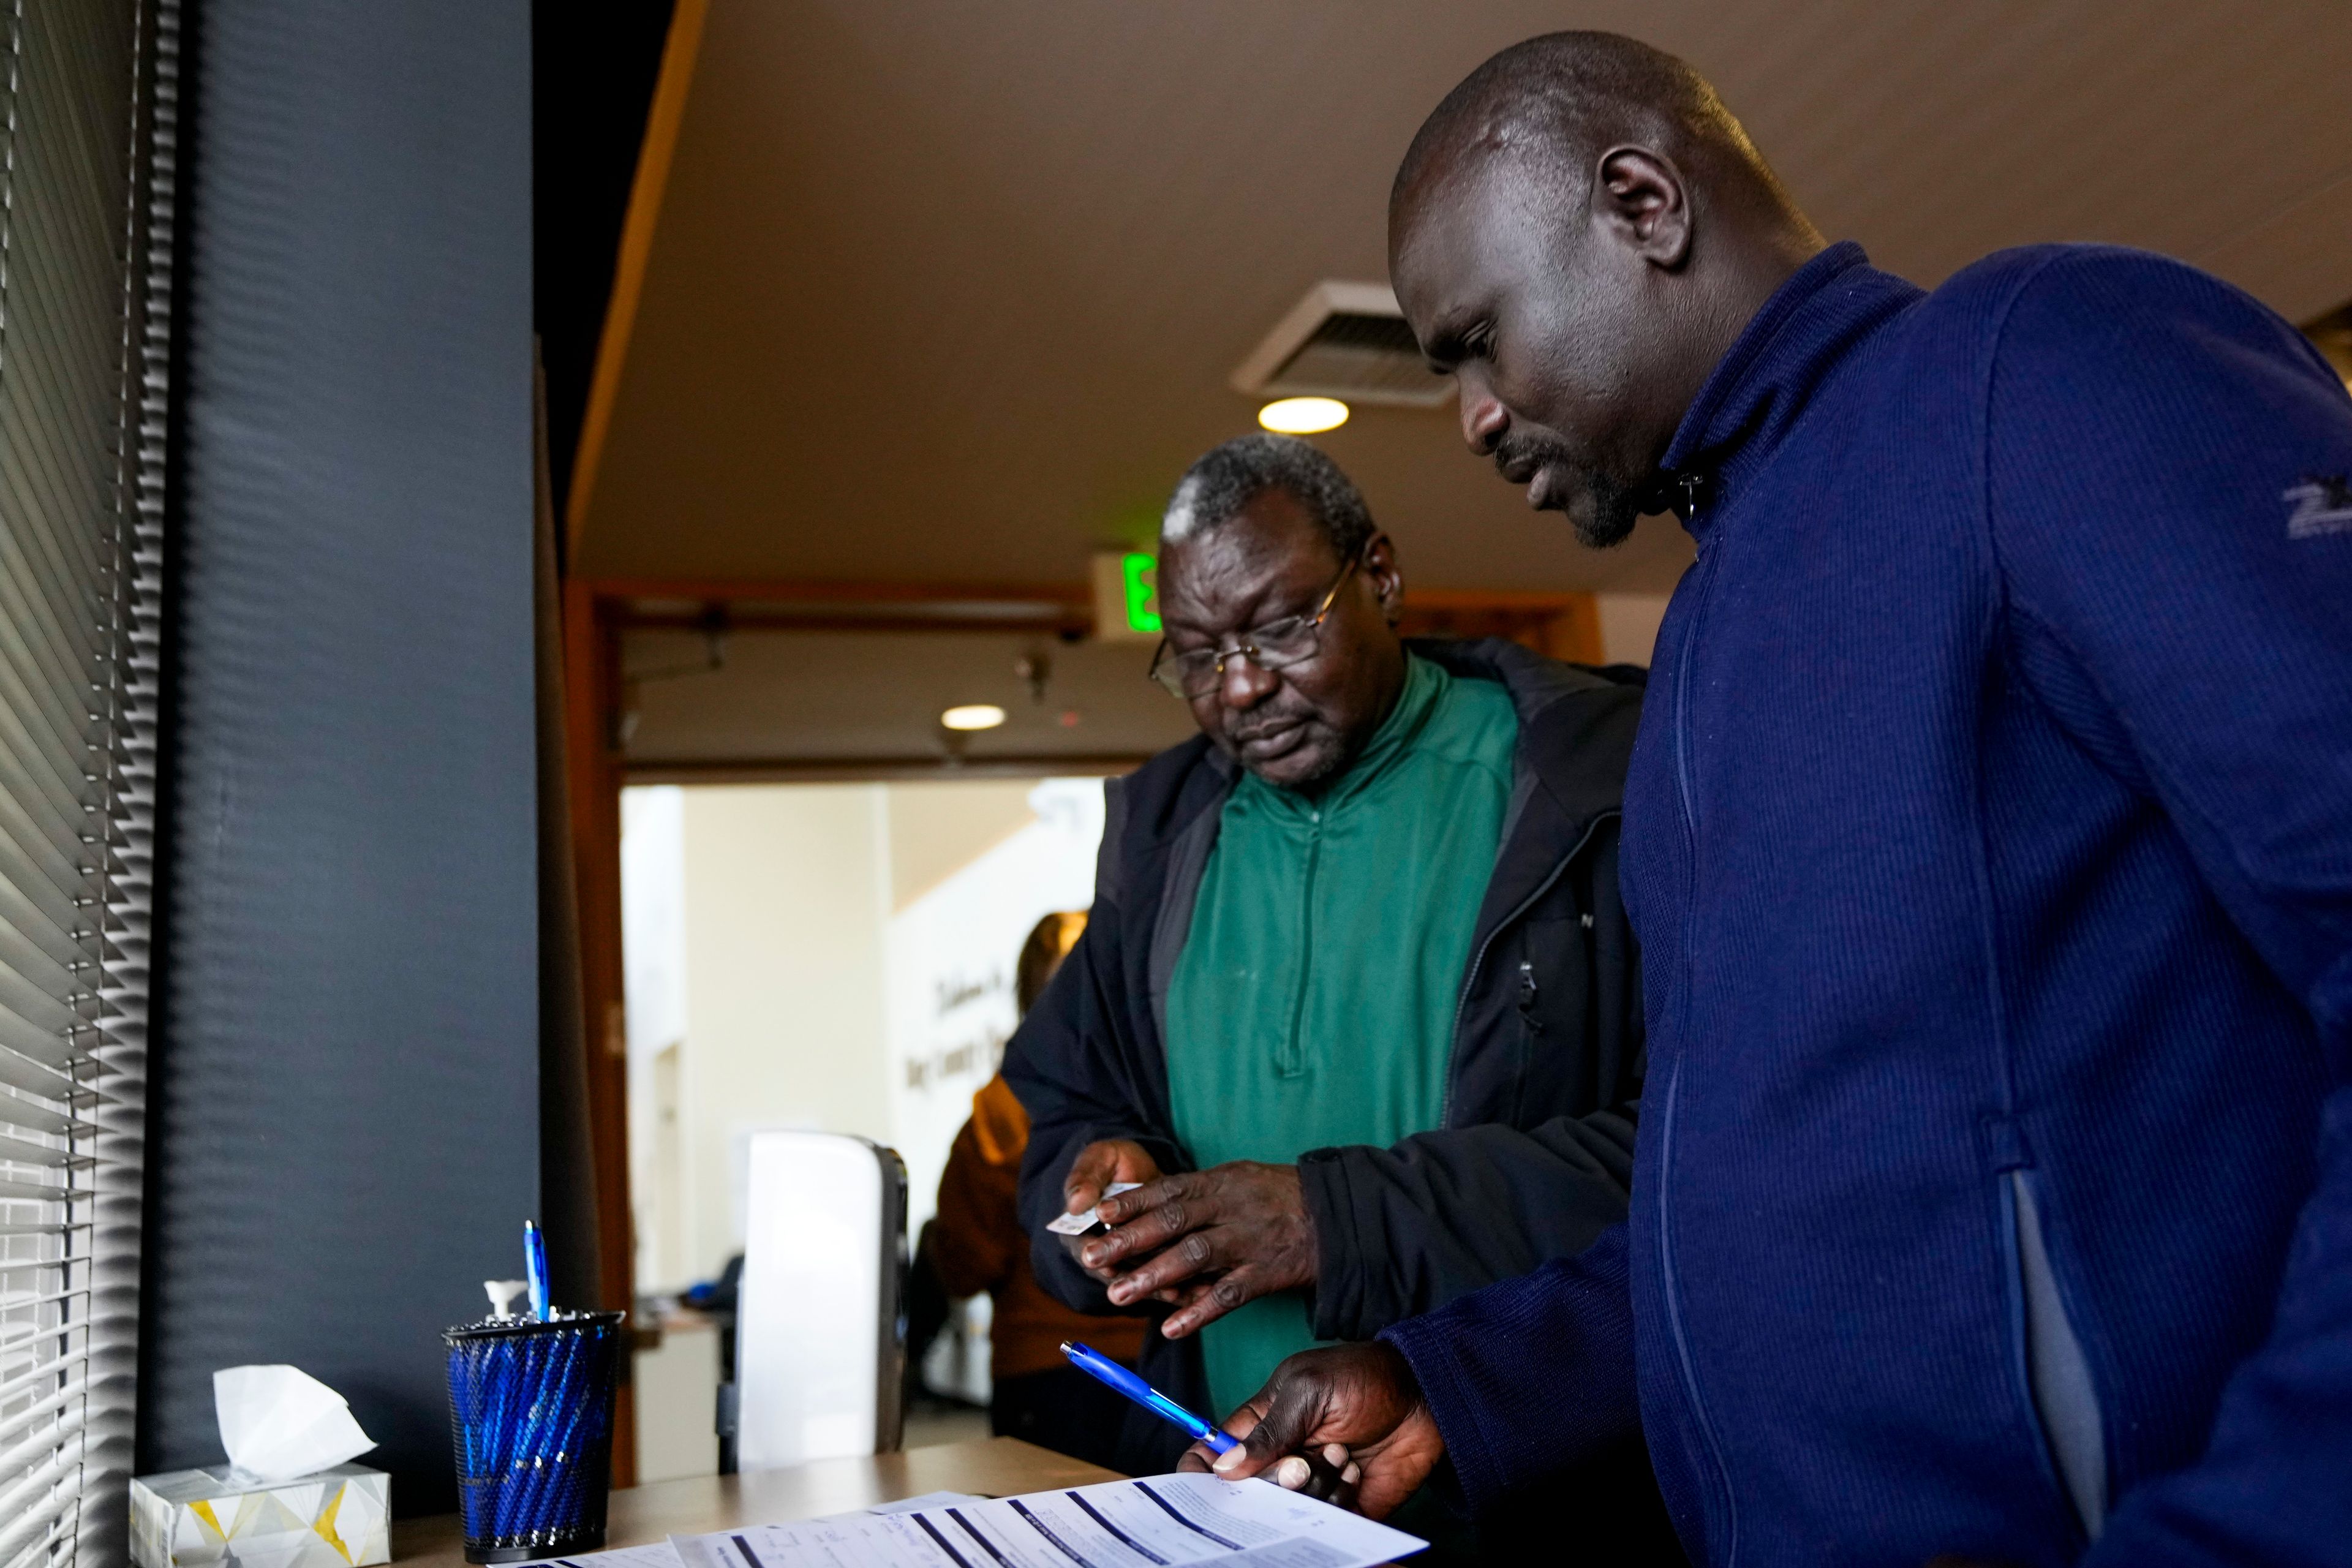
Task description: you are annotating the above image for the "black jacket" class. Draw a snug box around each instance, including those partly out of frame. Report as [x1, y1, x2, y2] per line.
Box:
[1001, 638, 1645, 1461]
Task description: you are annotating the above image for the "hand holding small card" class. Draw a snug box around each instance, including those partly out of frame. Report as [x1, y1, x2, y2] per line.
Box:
[1046, 1182, 1141, 1237]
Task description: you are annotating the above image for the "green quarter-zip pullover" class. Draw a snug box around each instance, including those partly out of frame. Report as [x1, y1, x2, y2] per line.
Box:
[1164, 651, 1517, 1412]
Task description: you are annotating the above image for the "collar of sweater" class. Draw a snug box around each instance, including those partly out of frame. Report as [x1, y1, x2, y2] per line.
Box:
[1657, 240, 1922, 542]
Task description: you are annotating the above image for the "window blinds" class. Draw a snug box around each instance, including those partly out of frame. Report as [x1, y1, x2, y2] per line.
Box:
[0, 2, 176, 1566]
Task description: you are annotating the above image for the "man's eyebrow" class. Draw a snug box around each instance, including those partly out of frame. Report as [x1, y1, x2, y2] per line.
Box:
[1416, 313, 1472, 372]
[1159, 569, 1325, 641]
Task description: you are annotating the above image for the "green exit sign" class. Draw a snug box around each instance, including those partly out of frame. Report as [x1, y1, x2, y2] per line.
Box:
[1121, 552, 1160, 633]
[1093, 550, 1161, 643]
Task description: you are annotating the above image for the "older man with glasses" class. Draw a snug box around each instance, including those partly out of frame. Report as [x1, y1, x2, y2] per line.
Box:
[1001, 434, 1660, 1531]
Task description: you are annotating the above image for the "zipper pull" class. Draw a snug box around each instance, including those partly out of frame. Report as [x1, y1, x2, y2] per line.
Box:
[1517, 960, 1539, 1012]
[1676, 470, 1712, 518]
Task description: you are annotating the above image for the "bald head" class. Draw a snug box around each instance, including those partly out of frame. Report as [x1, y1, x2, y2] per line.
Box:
[1393, 32, 1800, 236]
[1388, 32, 1823, 547]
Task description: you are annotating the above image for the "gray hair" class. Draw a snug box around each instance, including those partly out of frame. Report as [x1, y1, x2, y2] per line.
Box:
[1159, 434, 1374, 561]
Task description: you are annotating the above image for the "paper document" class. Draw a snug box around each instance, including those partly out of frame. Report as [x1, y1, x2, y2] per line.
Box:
[519, 1542, 685, 1568]
[867, 1493, 985, 1515]
[671, 1472, 1425, 1568]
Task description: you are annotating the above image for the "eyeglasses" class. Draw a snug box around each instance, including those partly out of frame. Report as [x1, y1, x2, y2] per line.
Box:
[1147, 555, 1360, 699]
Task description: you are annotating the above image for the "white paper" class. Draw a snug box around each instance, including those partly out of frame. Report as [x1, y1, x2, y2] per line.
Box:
[213, 1365, 376, 1483]
[671, 1472, 1425, 1568]
[866, 1493, 983, 1515]
[516, 1543, 685, 1568]
[1046, 1183, 1143, 1237]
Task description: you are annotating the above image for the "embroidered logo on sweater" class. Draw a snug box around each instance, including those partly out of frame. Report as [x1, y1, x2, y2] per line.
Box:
[2285, 473, 2352, 538]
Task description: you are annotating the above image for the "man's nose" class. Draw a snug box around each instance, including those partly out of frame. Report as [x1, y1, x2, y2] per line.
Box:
[1219, 653, 1278, 709]
[1460, 379, 1507, 456]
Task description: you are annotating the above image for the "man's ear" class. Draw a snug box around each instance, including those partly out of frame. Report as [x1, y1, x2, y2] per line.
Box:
[1591, 145, 1692, 270]
[1363, 533, 1405, 625]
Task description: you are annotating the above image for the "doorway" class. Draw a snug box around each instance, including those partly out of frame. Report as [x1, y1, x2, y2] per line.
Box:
[617, 774, 1109, 1474]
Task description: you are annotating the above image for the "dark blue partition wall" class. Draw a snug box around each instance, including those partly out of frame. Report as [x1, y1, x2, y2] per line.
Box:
[139, 0, 539, 1513]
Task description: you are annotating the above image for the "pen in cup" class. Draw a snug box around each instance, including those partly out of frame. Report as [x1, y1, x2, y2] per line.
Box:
[523, 1220, 550, 1322]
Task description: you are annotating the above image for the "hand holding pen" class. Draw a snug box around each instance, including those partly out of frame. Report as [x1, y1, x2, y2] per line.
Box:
[1173, 1341, 1440, 1521]
[1060, 1341, 1360, 1507]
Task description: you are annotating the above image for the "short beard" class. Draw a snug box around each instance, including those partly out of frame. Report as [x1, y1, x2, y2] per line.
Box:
[1572, 472, 1642, 549]
[1494, 432, 1640, 549]
[1274, 734, 1352, 792]
[1237, 726, 1352, 792]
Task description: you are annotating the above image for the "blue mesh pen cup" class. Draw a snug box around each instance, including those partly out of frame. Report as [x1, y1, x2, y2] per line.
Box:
[443, 1310, 625, 1563]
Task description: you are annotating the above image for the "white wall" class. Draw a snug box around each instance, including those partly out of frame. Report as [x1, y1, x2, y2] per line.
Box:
[685, 785, 895, 1283]
[620, 787, 690, 1289]
[622, 778, 1106, 1293]
[621, 788, 688, 1063]
[1596, 592, 1673, 667]
[884, 779, 1104, 1237]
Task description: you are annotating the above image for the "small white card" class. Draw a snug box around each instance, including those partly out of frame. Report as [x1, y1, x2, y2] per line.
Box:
[1047, 1183, 1142, 1237]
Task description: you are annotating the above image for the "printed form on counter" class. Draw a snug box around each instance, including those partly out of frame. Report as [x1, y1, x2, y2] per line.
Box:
[670, 1473, 1427, 1568]
[516, 1543, 685, 1568]
[508, 1496, 990, 1568]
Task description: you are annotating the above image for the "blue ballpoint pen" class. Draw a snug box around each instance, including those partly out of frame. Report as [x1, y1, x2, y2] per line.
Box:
[523, 1219, 551, 1321]
[1060, 1340, 1238, 1455]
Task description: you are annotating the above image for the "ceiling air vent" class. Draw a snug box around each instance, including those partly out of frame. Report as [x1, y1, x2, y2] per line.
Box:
[1231, 281, 1454, 409]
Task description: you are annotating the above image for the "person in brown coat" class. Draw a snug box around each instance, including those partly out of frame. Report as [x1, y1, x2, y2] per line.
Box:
[923, 912, 1148, 1469]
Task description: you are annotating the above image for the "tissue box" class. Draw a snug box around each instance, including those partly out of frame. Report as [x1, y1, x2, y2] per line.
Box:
[130, 1463, 390, 1568]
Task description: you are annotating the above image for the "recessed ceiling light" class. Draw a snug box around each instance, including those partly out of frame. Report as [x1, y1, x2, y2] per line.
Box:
[940, 703, 1006, 731]
[1258, 396, 1349, 434]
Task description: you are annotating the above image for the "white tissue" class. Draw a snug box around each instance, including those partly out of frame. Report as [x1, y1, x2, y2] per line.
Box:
[214, 1365, 377, 1483]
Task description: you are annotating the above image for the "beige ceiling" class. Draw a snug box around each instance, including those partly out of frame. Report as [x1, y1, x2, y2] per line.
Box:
[577, 0, 2352, 599]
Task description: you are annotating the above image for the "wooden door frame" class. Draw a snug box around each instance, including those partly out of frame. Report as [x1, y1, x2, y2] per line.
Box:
[560, 579, 636, 1483]
[556, 573, 1605, 1487]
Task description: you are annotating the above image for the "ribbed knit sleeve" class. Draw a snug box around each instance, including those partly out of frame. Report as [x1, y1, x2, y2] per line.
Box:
[1985, 249, 2352, 1567]
[1378, 1223, 1638, 1517]
[1302, 1110, 1635, 1341]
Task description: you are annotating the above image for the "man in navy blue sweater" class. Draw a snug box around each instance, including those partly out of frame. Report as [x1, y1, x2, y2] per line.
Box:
[1191, 31, 2352, 1568]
